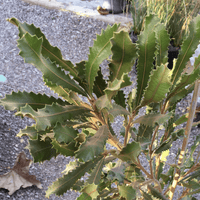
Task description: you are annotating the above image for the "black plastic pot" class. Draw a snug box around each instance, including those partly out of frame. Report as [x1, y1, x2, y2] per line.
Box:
[168, 42, 180, 70]
[129, 31, 180, 70]
[194, 103, 200, 128]
[102, 0, 128, 14]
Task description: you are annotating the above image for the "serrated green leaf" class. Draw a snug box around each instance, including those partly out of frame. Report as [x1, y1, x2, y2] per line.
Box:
[74, 61, 90, 95]
[155, 141, 173, 154]
[76, 125, 109, 162]
[128, 88, 136, 112]
[119, 141, 141, 162]
[93, 69, 107, 98]
[44, 78, 83, 105]
[141, 190, 153, 200]
[108, 103, 130, 119]
[8, 18, 78, 77]
[118, 185, 136, 200]
[45, 155, 103, 198]
[51, 140, 77, 157]
[181, 169, 200, 182]
[120, 126, 126, 137]
[161, 111, 177, 142]
[140, 64, 172, 106]
[95, 95, 112, 110]
[16, 103, 92, 131]
[97, 188, 118, 198]
[107, 160, 126, 184]
[168, 84, 194, 106]
[65, 121, 95, 130]
[114, 91, 126, 108]
[97, 176, 112, 192]
[86, 24, 119, 95]
[77, 193, 92, 200]
[53, 122, 78, 143]
[105, 73, 132, 99]
[109, 30, 136, 81]
[17, 125, 51, 140]
[136, 14, 160, 106]
[174, 113, 189, 126]
[72, 180, 84, 192]
[27, 135, 57, 163]
[187, 188, 200, 196]
[171, 15, 200, 86]
[133, 112, 172, 127]
[137, 124, 153, 150]
[157, 162, 165, 180]
[181, 180, 200, 189]
[108, 119, 115, 136]
[75, 133, 86, 146]
[148, 185, 168, 200]
[169, 66, 200, 103]
[62, 160, 79, 175]
[154, 23, 170, 66]
[81, 184, 99, 199]
[146, 102, 160, 114]
[87, 157, 105, 185]
[160, 174, 171, 184]
[17, 33, 87, 96]
[155, 129, 184, 154]
[0, 91, 68, 111]
[125, 164, 144, 182]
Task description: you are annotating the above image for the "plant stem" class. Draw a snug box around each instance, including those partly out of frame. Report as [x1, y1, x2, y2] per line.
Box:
[178, 162, 200, 182]
[136, 159, 152, 179]
[90, 98, 123, 150]
[168, 80, 200, 200]
[124, 111, 136, 146]
[149, 126, 159, 155]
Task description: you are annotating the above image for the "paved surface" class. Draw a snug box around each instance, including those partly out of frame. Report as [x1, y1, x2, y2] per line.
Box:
[22, 0, 133, 25]
[0, 0, 132, 84]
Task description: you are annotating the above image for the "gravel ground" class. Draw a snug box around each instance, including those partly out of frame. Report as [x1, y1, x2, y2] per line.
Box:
[0, 0, 199, 200]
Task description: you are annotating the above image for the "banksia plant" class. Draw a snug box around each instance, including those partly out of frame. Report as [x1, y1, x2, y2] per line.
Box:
[1, 14, 200, 199]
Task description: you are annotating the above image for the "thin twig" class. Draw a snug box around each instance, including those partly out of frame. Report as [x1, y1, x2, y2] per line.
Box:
[178, 162, 200, 182]
[124, 111, 136, 146]
[149, 126, 159, 155]
[136, 159, 152, 179]
[169, 80, 200, 199]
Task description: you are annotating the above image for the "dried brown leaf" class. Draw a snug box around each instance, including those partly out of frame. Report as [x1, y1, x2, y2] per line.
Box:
[0, 151, 42, 195]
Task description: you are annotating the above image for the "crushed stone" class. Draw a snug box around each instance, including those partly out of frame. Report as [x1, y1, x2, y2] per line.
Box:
[0, 0, 199, 199]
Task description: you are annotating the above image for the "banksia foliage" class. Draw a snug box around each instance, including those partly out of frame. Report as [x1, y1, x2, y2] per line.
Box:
[1, 14, 200, 199]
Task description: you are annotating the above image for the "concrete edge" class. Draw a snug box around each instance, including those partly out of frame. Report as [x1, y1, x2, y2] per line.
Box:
[21, 0, 133, 27]
[22, 0, 64, 10]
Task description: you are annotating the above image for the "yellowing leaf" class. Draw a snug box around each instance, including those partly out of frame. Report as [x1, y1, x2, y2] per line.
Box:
[0, 152, 42, 195]
[160, 150, 170, 162]
[81, 183, 99, 199]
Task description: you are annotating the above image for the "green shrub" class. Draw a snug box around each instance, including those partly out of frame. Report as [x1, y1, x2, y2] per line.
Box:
[130, 0, 200, 47]
[1, 14, 200, 199]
